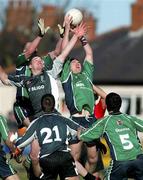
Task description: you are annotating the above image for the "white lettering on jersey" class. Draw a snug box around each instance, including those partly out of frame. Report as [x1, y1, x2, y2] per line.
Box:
[28, 85, 45, 92]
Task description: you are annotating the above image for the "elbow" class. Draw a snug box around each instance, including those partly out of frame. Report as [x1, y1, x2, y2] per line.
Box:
[86, 51, 93, 57]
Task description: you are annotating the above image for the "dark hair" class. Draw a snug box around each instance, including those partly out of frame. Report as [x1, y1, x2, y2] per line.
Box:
[28, 51, 38, 64]
[41, 94, 55, 113]
[105, 92, 122, 112]
[69, 57, 79, 63]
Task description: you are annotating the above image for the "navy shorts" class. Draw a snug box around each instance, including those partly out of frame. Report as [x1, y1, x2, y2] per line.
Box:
[0, 151, 16, 179]
[39, 151, 78, 180]
[106, 154, 143, 180]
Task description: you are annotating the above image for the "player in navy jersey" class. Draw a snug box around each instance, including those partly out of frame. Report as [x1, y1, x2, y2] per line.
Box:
[14, 18, 63, 128]
[15, 94, 80, 180]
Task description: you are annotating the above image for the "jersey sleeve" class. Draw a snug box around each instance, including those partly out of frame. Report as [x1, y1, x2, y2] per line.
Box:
[64, 116, 80, 130]
[63, 117, 80, 140]
[16, 53, 28, 67]
[128, 115, 143, 132]
[0, 115, 9, 141]
[60, 59, 71, 83]
[47, 58, 63, 79]
[80, 119, 105, 142]
[8, 74, 25, 87]
[16, 119, 38, 149]
[43, 54, 53, 71]
[83, 60, 94, 81]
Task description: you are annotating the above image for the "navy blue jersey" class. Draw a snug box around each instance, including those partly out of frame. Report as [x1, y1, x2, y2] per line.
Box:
[8, 59, 63, 113]
[15, 54, 53, 100]
[16, 113, 80, 158]
[8, 71, 57, 115]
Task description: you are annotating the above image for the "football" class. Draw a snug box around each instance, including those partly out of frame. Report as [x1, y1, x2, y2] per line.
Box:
[65, 8, 83, 26]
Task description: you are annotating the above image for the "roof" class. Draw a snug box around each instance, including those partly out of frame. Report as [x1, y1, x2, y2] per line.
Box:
[71, 27, 143, 85]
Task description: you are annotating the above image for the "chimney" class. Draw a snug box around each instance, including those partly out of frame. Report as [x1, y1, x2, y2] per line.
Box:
[83, 11, 96, 41]
[131, 0, 143, 31]
[5, 0, 34, 33]
[38, 5, 64, 29]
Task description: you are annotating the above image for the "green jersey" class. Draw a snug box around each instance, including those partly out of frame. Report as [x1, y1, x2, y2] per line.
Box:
[60, 59, 95, 115]
[80, 112, 143, 161]
[0, 115, 9, 143]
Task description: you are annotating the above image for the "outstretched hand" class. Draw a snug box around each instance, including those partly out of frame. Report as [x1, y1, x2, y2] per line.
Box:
[71, 22, 87, 38]
[38, 18, 50, 37]
[63, 15, 73, 29]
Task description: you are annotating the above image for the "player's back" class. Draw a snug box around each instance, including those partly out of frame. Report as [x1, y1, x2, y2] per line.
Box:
[36, 113, 72, 158]
[104, 113, 143, 161]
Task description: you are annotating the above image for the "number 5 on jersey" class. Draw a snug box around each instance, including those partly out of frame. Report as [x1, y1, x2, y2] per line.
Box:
[119, 134, 134, 150]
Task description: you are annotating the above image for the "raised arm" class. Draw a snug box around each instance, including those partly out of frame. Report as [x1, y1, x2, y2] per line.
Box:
[79, 34, 93, 64]
[61, 15, 72, 50]
[59, 23, 87, 63]
[48, 23, 87, 78]
[48, 37, 63, 59]
[16, 18, 50, 67]
[25, 18, 50, 58]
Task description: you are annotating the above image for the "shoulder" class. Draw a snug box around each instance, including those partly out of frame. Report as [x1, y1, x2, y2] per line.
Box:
[121, 113, 133, 120]
[16, 65, 26, 71]
[83, 60, 93, 66]
[96, 115, 112, 128]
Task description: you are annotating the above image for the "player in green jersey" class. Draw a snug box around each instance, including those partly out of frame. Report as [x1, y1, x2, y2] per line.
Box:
[60, 16, 105, 179]
[79, 92, 143, 180]
[0, 114, 20, 180]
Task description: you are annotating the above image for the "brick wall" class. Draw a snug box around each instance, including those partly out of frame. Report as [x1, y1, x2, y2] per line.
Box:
[84, 12, 96, 41]
[131, 0, 143, 31]
[6, 0, 33, 33]
[5, 1, 96, 41]
[38, 5, 64, 29]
